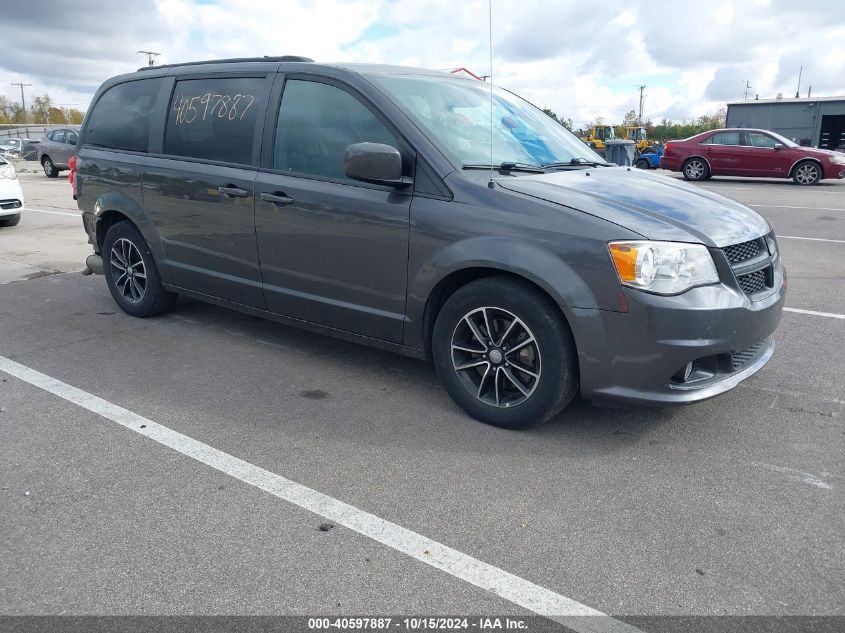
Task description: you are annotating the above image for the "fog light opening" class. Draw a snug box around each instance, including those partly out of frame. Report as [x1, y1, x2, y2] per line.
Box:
[672, 361, 694, 383]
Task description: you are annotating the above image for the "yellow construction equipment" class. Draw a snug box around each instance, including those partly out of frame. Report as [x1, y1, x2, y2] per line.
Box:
[580, 125, 615, 151]
[625, 126, 650, 152]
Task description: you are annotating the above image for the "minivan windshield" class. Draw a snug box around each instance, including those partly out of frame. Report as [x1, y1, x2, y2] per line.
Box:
[368, 74, 605, 168]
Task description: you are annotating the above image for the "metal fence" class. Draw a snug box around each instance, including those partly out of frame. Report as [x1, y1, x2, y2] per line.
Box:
[0, 124, 82, 140]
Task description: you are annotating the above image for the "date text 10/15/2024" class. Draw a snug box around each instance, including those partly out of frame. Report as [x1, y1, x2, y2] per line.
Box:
[308, 617, 530, 630]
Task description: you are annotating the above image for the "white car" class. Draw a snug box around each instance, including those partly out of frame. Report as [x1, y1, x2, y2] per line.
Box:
[0, 156, 24, 227]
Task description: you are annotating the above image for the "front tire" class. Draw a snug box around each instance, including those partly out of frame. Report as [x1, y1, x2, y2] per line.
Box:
[635, 158, 650, 170]
[103, 221, 177, 317]
[792, 161, 821, 185]
[432, 276, 579, 429]
[682, 157, 709, 181]
[0, 214, 21, 227]
[42, 156, 58, 178]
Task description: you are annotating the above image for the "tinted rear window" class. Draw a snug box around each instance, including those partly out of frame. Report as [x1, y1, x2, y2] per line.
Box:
[163, 76, 266, 165]
[84, 78, 162, 152]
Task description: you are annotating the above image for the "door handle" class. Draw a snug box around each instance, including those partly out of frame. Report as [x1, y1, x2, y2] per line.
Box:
[259, 192, 294, 206]
[218, 185, 249, 197]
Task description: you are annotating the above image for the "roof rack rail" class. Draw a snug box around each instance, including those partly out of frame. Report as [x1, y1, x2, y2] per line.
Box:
[138, 55, 314, 71]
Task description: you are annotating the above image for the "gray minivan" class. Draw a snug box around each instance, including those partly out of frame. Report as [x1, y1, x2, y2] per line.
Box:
[75, 56, 785, 429]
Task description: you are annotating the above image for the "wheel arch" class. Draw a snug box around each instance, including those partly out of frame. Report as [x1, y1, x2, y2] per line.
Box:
[410, 237, 597, 355]
[789, 157, 824, 179]
[682, 155, 712, 174]
[92, 191, 170, 283]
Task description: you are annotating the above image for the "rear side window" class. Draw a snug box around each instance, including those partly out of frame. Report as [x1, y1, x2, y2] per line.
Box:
[704, 131, 740, 146]
[273, 79, 398, 180]
[52, 130, 66, 143]
[164, 76, 265, 165]
[84, 78, 162, 152]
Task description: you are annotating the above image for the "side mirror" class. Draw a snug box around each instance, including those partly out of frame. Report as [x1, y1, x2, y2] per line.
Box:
[773, 143, 784, 150]
[344, 142, 412, 188]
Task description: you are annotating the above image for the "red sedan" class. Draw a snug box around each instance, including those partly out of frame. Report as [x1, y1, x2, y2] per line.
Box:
[660, 128, 845, 185]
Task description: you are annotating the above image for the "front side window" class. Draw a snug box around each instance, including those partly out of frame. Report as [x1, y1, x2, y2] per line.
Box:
[367, 74, 604, 167]
[164, 76, 265, 165]
[273, 79, 398, 180]
[66, 131, 78, 145]
[84, 78, 162, 152]
[747, 132, 777, 148]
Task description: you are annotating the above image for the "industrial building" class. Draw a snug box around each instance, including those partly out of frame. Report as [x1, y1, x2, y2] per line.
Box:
[726, 96, 845, 150]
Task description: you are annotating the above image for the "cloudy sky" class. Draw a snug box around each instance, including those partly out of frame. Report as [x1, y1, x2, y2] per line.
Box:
[2, 0, 843, 126]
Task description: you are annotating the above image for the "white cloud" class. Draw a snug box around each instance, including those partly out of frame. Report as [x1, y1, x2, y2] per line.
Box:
[1, 0, 843, 125]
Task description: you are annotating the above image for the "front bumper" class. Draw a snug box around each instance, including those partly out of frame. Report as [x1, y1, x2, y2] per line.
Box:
[0, 178, 24, 217]
[570, 273, 786, 407]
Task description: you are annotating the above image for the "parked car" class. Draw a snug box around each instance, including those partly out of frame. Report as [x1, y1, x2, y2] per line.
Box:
[37, 128, 79, 177]
[2, 138, 39, 161]
[75, 57, 785, 429]
[661, 128, 845, 185]
[0, 156, 24, 227]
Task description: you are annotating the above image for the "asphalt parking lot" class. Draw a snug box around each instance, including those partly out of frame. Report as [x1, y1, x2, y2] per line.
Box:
[1, 168, 843, 631]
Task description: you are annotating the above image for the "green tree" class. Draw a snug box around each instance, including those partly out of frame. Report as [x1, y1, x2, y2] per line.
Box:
[542, 108, 574, 131]
[10, 103, 27, 123]
[622, 109, 638, 126]
[542, 107, 560, 123]
[63, 107, 85, 124]
[0, 95, 12, 123]
[30, 94, 54, 124]
[47, 106, 67, 124]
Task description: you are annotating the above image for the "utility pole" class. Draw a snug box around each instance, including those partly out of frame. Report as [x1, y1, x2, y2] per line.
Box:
[743, 80, 752, 100]
[638, 85, 646, 125]
[137, 50, 161, 67]
[10, 81, 31, 113]
[795, 65, 802, 99]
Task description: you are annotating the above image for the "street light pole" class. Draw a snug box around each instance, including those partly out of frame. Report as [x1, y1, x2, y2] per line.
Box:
[137, 50, 161, 67]
[638, 85, 646, 125]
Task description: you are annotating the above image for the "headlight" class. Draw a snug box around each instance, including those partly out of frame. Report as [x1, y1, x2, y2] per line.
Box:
[831, 154, 845, 165]
[608, 241, 719, 295]
[0, 163, 16, 180]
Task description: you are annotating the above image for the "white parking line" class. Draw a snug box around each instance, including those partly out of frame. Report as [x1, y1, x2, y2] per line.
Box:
[749, 204, 845, 211]
[784, 307, 845, 320]
[23, 206, 79, 217]
[779, 236, 845, 244]
[697, 185, 845, 196]
[0, 354, 640, 633]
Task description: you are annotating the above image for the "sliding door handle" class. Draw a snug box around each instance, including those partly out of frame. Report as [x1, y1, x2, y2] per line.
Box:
[218, 185, 249, 197]
[259, 192, 294, 206]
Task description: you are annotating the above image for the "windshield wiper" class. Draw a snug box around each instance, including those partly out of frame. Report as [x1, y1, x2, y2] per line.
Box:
[463, 162, 546, 173]
[541, 158, 613, 169]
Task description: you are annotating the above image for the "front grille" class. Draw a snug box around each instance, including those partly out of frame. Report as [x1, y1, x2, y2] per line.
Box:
[0, 199, 22, 210]
[737, 269, 767, 294]
[732, 341, 765, 371]
[722, 236, 775, 298]
[722, 238, 762, 264]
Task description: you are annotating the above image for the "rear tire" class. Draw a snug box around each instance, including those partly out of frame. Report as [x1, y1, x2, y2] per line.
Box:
[432, 276, 579, 429]
[0, 214, 21, 227]
[103, 221, 177, 318]
[792, 160, 821, 185]
[42, 156, 58, 178]
[682, 157, 709, 181]
[635, 158, 650, 170]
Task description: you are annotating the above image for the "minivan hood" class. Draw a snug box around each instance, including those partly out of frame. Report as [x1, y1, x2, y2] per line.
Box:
[496, 167, 770, 247]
